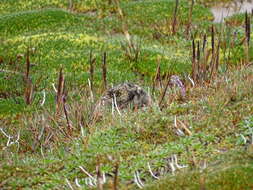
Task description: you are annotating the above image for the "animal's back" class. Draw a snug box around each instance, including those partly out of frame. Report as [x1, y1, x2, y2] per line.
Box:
[102, 82, 151, 109]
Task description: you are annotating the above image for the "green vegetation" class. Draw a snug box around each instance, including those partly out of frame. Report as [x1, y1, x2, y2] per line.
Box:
[0, 0, 253, 189]
[145, 151, 253, 190]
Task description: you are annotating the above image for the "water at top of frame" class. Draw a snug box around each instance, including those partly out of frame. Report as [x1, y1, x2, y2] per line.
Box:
[210, 0, 253, 22]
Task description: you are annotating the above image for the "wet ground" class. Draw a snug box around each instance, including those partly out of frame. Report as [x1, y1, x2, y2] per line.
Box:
[211, 0, 253, 22]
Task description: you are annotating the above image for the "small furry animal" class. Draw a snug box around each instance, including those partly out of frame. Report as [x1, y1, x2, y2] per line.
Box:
[91, 83, 151, 121]
[101, 82, 151, 109]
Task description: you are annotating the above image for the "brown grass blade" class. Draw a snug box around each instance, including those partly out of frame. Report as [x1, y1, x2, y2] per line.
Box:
[172, 0, 179, 34]
[56, 67, 64, 115]
[113, 163, 119, 190]
[25, 47, 30, 79]
[102, 52, 107, 91]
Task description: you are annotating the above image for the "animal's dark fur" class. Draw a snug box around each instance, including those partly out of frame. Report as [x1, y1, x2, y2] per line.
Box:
[101, 82, 151, 109]
[91, 83, 151, 121]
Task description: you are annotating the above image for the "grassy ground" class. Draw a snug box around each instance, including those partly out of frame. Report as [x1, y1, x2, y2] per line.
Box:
[0, 0, 253, 189]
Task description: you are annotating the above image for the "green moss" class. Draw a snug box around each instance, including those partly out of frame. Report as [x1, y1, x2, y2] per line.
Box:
[0, 9, 84, 36]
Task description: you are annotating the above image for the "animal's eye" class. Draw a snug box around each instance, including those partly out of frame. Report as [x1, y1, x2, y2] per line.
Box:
[108, 92, 114, 97]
